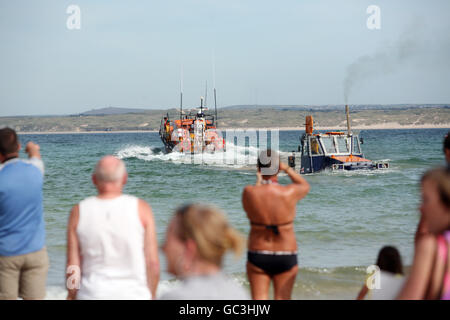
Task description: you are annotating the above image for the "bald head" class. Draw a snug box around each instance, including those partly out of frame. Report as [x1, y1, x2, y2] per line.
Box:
[94, 156, 127, 184]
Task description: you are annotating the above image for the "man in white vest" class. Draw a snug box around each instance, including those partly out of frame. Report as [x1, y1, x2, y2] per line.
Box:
[66, 156, 160, 299]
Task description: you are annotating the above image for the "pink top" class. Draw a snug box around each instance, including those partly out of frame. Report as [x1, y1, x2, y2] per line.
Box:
[437, 231, 450, 300]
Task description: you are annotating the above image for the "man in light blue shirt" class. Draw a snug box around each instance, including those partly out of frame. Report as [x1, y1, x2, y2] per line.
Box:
[0, 128, 48, 299]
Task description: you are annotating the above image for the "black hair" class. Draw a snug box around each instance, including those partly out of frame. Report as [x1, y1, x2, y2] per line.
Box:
[444, 132, 450, 153]
[0, 127, 19, 156]
[376, 246, 403, 275]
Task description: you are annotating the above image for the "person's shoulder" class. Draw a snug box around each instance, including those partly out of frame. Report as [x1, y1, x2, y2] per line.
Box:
[270, 183, 295, 196]
[68, 203, 80, 225]
[0, 158, 29, 172]
[283, 181, 310, 197]
[78, 196, 97, 207]
[135, 197, 152, 213]
[121, 194, 146, 208]
[121, 194, 137, 201]
[124, 194, 149, 205]
[242, 185, 256, 197]
[25, 157, 45, 175]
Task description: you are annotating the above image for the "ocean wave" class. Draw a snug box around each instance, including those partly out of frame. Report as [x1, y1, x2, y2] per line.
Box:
[44, 266, 371, 300]
[116, 142, 290, 169]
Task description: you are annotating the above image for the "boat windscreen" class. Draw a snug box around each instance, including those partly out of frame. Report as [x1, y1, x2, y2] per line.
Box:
[321, 136, 337, 154]
[353, 136, 361, 154]
[336, 136, 351, 154]
[302, 139, 309, 156]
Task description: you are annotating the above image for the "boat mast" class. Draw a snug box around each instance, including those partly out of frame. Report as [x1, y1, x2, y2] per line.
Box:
[204, 81, 208, 107]
[214, 87, 218, 127]
[346, 104, 353, 156]
[180, 66, 183, 120]
[212, 53, 218, 127]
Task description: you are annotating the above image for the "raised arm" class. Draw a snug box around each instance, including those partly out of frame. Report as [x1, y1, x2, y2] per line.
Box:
[397, 235, 436, 299]
[255, 171, 263, 186]
[279, 162, 310, 200]
[139, 199, 160, 299]
[25, 142, 41, 159]
[66, 205, 81, 300]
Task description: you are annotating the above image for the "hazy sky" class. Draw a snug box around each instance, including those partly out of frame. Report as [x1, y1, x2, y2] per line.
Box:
[0, 0, 449, 116]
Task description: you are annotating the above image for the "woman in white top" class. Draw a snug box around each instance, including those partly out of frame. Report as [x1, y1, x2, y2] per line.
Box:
[160, 204, 250, 300]
[357, 246, 405, 300]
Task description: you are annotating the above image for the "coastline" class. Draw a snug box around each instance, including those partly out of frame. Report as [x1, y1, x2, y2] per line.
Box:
[16, 123, 450, 135]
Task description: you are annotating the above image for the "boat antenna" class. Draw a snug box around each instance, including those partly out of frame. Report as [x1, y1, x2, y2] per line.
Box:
[180, 65, 183, 120]
[212, 52, 218, 127]
[345, 104, 352, 136]
[204, 81, 208, 107]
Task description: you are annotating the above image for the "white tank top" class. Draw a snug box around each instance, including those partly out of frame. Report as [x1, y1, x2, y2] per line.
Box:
[76, 195, 151, 300]
[368, 271, 405, 300]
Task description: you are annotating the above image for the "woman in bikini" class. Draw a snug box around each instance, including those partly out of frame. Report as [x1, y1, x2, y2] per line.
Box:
[242, 149, 310, 299]
[397, 167, 450, 299]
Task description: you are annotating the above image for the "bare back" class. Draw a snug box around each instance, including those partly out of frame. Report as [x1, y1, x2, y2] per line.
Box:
[243, 184, 301, 252]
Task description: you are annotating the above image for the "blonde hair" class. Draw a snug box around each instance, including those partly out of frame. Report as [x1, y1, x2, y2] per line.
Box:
[421, 167, 450, 209]
[174, 204, 244, 266]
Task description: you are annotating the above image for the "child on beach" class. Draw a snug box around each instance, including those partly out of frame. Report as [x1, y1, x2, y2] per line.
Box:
[356, 246, 405, 300]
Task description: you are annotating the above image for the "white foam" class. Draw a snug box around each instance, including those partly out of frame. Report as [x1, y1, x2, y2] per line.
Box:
[45, 285, 68, 300]
[323, 168, 394, 176]
[116, 142, 286, 169]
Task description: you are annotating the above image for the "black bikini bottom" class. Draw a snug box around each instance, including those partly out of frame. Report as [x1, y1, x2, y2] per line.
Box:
[247, 251, 298, 276]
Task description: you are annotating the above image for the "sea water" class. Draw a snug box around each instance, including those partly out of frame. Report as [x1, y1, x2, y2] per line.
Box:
[16, 128, 448, 299]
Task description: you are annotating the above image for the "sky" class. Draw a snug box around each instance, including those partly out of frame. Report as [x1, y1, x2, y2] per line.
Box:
[0, 0, 449, 116]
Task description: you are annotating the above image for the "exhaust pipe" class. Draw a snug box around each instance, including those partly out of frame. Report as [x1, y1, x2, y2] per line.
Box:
[345, 105, 351, 136]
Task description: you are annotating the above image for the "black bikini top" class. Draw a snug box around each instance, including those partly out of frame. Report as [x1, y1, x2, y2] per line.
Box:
[250, 221, 293, 235]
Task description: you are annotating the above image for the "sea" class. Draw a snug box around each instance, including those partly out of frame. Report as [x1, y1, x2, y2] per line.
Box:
[15, 128, 449, 300]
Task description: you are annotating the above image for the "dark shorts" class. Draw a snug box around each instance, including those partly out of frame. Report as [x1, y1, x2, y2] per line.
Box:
[248, 251, 298, 276]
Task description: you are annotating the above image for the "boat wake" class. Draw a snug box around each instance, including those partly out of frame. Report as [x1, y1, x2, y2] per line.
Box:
[116, 142, 282, 169]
